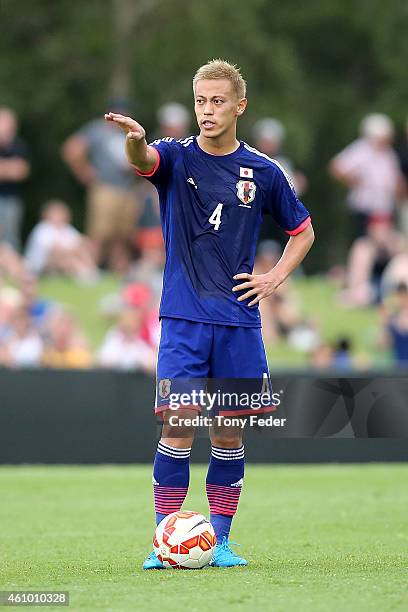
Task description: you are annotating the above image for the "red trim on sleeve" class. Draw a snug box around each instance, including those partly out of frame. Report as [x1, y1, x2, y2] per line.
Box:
[134, 148, 160, 177]
[285, 215, 311, 236]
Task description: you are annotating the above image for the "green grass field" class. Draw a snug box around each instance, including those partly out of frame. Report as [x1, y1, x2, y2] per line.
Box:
[1, 465, 407, 611]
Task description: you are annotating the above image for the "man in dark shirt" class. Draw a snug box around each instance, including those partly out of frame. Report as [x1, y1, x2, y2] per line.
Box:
[0, 107, 30, 250]
[395, 118, 408, 235]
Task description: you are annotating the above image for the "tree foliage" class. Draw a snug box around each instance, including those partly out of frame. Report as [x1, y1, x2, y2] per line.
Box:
[1, 0, 407, 269]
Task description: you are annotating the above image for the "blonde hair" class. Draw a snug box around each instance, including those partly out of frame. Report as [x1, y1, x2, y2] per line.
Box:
[193, 59, 247, 100]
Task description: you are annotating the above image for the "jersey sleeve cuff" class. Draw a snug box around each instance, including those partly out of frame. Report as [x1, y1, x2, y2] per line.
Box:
[285, 216, 311, 236]
[134, 148, 160, 177]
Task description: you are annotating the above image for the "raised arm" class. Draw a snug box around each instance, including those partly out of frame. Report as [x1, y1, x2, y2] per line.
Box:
[104, 112, 158, 174]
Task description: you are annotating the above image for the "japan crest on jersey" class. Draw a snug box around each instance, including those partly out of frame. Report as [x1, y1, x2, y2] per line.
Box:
[236, 179, 257, 206]
[158, 378, 171, 398]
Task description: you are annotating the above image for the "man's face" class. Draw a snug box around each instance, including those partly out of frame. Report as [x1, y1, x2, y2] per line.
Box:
[194, 79, 246, 139]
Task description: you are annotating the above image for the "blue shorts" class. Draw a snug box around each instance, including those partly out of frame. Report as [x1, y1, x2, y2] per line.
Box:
[155, 317, 274, 416]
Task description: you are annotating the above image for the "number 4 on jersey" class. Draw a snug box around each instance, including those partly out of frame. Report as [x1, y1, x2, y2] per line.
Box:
[209, 203, 223, 231]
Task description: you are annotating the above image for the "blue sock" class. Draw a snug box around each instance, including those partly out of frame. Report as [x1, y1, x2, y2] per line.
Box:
[153, 441, 191, 526]
[206, 445, 245, 543]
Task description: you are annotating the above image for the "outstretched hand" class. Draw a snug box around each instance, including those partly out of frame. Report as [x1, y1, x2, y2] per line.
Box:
[104, 112, 146, 141]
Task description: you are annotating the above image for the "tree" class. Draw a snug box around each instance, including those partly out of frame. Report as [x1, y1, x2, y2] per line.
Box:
[1, 0, 407, 269]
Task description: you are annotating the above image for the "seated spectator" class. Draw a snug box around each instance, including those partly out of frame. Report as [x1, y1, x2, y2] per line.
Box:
[0, 285, 22, 344]
[380, 250, 408, 297]
[310, 337, 355, 370]
[0, 306, 43, 368]
[0, 241, 26, 280]
[42, 309, 93, 369]
[287, 319, 320, 353]
[332, 337, 354, 370]
[18, 272, 53, 331]
[122, 282, 160, 349]
[253, 240, 302, 345]
[24, 200, 98, 281]
[97, 308, 156, 372]
[310, 343, 334, 369]
[99, 280, 160, 350]
[380, 283, 408, 366]
[339, 216, 404, 307]
[126, 228, 164, 306]
[128, 181, 164, 302]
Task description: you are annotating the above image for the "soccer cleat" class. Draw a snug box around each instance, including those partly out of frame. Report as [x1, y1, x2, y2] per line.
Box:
[209, 537, 248, 567]
[142, 550, 165, 570]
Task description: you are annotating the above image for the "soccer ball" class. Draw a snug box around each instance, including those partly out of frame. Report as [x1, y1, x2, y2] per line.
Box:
[153, 511, 216, 569]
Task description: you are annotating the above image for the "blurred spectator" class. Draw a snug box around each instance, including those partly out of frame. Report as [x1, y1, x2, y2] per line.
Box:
[329, 113, 403, 238]
[0, 107, 30, 250]
[24, 200, 98, 282]
[332, 337, 354, 370]
[42, 309, 92, 369]
[0, 286, 22, 344]
[133, 184, 162, 250]
[127, 207, 165, 304]
[122, 282, 160, 348]
[252, 118, 307, 196]
[380, 283, 408, 365]
[254, 240, 303, 345]
[310, 338, 354, 370]
[99, 279, 160, 350]
[128, 102, 187, 280]
[381, 250, 408, 297]
[287, 320, 320, 352]
[97, 307, 156, 372]
[339, 216, 404, 307]
[62, 100, 138, 271]
[156, 102, 190, 139]
[310, 343, 334, 369]
[0, 242, 26, 280]
[0, 306, 43, 368]
[395, 117, 408, 235]
[19, 272, 53, 331]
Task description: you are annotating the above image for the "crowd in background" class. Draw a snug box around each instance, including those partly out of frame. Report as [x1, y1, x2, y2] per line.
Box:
[1, 102, 408, 371]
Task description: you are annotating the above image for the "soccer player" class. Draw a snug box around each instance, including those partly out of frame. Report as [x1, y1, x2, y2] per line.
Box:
[105, 60, 314, 569]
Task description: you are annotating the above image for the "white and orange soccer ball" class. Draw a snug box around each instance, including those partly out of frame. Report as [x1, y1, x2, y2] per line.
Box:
[153, 510, 216, 569]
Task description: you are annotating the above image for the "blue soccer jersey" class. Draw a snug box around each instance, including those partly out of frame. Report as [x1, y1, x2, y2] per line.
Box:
[136, 136, 311, 328]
